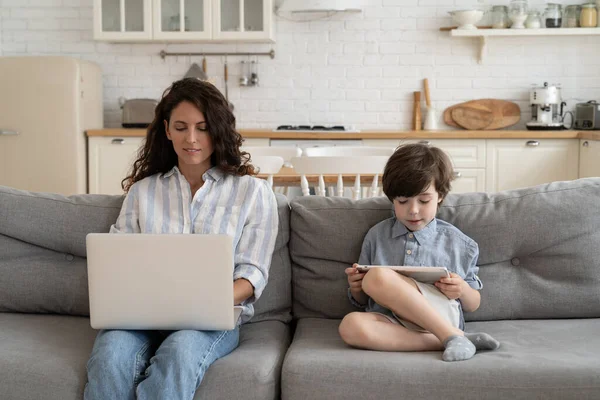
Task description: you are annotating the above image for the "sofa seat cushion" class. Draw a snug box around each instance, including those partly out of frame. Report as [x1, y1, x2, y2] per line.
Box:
[194, 320, 291, 400]
[0, 315, 290, 400]
[282, 318, 600, 400]
[0, 313, 97, 400]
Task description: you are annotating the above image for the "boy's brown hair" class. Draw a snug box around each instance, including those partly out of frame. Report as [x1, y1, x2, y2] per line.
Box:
[382, 143, 454, 203]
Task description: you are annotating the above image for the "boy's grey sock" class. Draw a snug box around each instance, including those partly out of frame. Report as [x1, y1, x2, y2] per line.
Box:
[442, 335, 476, 362]
[465, 332, 500, 351]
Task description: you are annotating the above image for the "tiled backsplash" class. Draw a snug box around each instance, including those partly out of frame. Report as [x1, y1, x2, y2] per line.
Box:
[1, 0, 599, 129]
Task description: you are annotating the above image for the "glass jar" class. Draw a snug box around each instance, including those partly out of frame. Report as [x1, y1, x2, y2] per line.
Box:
[597, 0, 600, 27]
[580, 3, 598, 27]
[563, 5, 581, 27]
[544, 3, 563, 28]
[509, 0, 529, 28]
[492, 5, 511, 28]
[525, 11, 542, 28]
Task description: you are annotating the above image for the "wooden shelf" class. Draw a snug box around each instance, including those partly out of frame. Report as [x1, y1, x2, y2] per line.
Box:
[450, 27, 600, 37]
[448, 28, 600, 63]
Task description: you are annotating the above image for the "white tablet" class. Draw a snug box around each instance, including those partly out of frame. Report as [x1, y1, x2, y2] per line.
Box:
[355, 265, 450, 284]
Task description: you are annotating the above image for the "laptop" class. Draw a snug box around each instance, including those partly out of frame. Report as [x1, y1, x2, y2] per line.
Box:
[86, 233, 243, 331]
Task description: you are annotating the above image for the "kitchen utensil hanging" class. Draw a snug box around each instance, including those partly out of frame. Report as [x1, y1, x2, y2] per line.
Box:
[239, 60, 249, 86]
[183, 55, 208, 81]
[250, 59, 259, 86]
[223, 56, 234, 111]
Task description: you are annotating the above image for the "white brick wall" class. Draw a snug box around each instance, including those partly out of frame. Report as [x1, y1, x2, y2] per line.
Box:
[1, 0, 599, 129]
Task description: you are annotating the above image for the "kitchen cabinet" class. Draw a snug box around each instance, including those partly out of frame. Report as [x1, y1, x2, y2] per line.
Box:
[451, 168, 486, 194]
[94, 0, 274, 42]
[213, 0, 273, 41]
[88, 136, 145, 195]
[486, 139, 579, 192]
[93, 0, 153, 41]
[153, 0, 212, 40]
[243, 138, 270, 147]
[362, 139, 486, 194]
[579, 139, 600, 178]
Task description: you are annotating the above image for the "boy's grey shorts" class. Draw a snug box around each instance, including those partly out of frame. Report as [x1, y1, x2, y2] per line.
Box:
[371, 279, 461, 332]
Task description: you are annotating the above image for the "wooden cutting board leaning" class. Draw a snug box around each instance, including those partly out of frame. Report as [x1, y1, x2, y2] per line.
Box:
[443, 99, 521, 130]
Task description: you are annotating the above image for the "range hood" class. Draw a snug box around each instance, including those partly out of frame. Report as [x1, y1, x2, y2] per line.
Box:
[277, 0, 362, 13]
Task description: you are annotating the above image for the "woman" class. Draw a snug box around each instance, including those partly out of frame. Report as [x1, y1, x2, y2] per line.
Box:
[85, 78, 278, 400]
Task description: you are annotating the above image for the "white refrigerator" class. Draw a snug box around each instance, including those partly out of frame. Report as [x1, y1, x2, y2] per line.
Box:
[0, 56, 103, 195]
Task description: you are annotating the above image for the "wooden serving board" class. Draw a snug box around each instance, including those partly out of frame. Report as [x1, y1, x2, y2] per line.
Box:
[444, 99, 521, 130]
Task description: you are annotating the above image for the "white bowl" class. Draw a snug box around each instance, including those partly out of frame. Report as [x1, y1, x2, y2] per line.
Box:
[448, 10, 484, 30]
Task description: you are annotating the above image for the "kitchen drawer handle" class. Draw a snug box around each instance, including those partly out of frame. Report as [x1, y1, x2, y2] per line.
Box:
[453, 171, 462, 178]
[111, 138, 125, 145]
[583, 141, 589, 147]
[0, 129, 18, 135]
[418, 140, 431, 145]
[526, 140, 540, 147]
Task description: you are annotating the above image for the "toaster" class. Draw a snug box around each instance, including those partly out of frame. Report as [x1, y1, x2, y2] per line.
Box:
[574, 101, 600, 130]
[121, 98, 158, 128]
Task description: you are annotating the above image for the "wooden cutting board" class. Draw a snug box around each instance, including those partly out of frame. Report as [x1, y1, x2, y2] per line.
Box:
[444, 99, 521, 130]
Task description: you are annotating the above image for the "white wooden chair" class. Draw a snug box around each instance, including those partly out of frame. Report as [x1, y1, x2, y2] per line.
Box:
[294, 146, 394, 199]
[243, 146, 302, 195]
[242, 146, 302, 167]
[250, 155, 284, 188]
[302, 146, 395, 158]
[290, 154, 390, 199]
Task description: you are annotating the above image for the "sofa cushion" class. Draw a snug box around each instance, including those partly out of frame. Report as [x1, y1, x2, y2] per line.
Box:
[289, 178, 600, 321]
[0, 185, 292, 322]
[0, 185, 123, 257]
[250, 195, 292, 324]
[281, 318, 600, 400]
[194, 320, 291, 400]
[0, 314, 96, 400]
[0, 314, 290, 400]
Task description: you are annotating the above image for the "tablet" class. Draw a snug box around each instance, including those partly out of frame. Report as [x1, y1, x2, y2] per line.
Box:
[355, 265, 450, 284]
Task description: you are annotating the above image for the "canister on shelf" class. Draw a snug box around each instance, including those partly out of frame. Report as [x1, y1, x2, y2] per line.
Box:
[544, 3, 563, 28]
[564, 5, 581, 27]
[526, 11, 542, 28]
[491, 5, 511, 28]
[580, 3, 598, 27]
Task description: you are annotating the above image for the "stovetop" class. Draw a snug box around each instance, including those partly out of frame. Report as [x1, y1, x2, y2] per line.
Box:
[274, 125, 360, 132]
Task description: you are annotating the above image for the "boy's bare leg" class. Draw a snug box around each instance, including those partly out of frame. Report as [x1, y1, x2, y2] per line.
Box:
[339, 312, 442, 352]
[361, 268, 476, 361]
[361, 268, 461, 341]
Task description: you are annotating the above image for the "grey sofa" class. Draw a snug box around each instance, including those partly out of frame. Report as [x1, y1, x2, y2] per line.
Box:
[1, 178, 600, 400]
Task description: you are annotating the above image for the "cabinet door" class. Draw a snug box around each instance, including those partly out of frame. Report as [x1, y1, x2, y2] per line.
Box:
[579, 140, 600, 178]
[93, 0, 153, 41]
[452, 169, 486, 194]
[213, 0, 274, 41]
[486, 139, 579, 192]
[88, 137, 145, 195]
[153, 0, 212, 40]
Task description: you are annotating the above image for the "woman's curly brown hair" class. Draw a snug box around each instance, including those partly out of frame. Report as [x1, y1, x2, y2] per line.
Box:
[122, 78, 256, 192]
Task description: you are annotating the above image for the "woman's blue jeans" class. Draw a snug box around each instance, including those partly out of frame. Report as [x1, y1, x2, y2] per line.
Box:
[84, 328, 239, 400]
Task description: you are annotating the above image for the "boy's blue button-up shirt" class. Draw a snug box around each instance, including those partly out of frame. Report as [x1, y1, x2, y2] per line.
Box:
[349, 216, 482, 326]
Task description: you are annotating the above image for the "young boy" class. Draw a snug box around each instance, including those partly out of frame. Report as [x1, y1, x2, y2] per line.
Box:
[338, 143, 499, 362]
